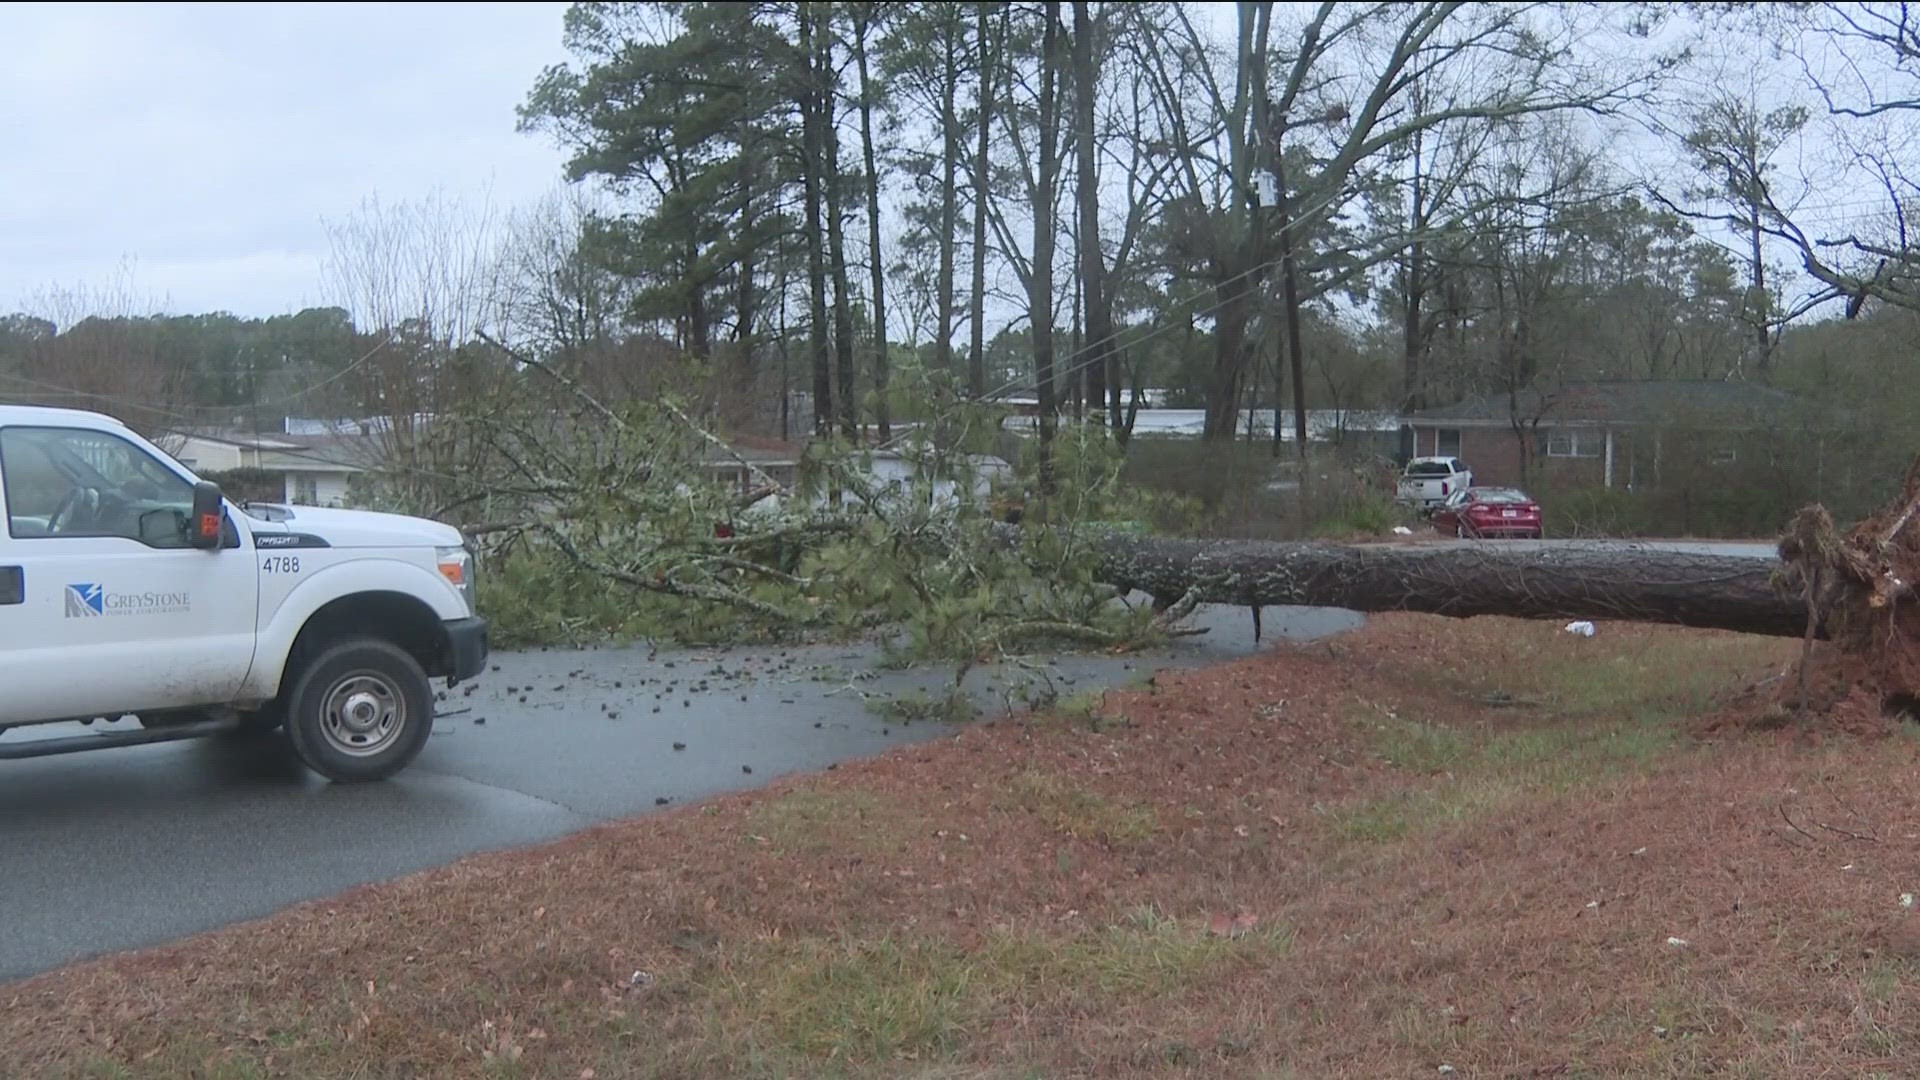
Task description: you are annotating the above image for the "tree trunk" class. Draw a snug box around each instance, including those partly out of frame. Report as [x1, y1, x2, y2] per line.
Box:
[1069, 276, 1084, 420]
[1081, 534, 1805, 638]
[1071, 0, 1110, 432]
[1201, 269, 1253, 442]
[1032, 2, 1062, 495]
[822, 15, 860, 442]
[735, 155, 758, 394]
[1749, 208, 1770, 375]
[854, 9, 890, 440]
[1401, 239, 1424, 411]
[936, 26, 961, 383]
[1272, 147, 1309, 458]
[1400, 125, 1428, 414]
[1199, 1, 1272, 446]
[968, 2, 994, 399]
[686, 238, 711, 362]
[799, 3, 833, 437]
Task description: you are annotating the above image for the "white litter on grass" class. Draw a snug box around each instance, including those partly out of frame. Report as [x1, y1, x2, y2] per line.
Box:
[1438, 1066, 1457, 1075]
[1902, 893, 1915, 909]
[1586, 900, 1601, 909]
[1393, 525, 1414, 535]
[1565, 620, 1597, 637]
[1666, 936, 1691, 948]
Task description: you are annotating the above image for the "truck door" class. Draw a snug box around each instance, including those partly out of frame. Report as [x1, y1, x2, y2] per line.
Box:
[0, 424, 259, 724]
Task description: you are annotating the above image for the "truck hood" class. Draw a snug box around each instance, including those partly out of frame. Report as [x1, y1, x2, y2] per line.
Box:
[244, 504, 464, 549]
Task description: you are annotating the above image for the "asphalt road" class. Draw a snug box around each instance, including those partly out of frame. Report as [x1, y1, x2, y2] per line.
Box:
[0, 602, 1362, 982]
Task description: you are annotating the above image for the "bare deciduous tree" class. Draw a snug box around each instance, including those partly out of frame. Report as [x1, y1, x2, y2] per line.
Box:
[321, 190, 509, 507]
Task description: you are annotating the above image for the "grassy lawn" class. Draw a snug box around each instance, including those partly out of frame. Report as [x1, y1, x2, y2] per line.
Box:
[21, 614, 1920, 1078]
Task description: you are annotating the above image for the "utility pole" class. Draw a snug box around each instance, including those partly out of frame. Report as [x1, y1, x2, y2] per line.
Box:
[1262, 102, 1349, 459]
[1272, 143, 1308, 459]
[1247, 36, 1308, 460]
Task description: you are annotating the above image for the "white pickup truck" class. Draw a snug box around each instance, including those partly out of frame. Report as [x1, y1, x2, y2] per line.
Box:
[1396, 456, 1473, 511]
[0, 405, 487, 781]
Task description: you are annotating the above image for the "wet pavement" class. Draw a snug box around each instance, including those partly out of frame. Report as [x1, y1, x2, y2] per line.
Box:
[0, 602, 1361, 981]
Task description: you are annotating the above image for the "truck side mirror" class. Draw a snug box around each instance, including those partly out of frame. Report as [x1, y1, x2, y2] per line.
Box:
[189, 481, 226, 550]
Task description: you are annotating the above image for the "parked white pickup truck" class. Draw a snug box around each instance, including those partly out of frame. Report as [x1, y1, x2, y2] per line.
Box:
[1396, 456, 1473, 510]
[0, 405, 486, 781]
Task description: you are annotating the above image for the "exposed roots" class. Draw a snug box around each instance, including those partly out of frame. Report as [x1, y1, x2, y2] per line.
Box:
[1765, 455, 1920, 729]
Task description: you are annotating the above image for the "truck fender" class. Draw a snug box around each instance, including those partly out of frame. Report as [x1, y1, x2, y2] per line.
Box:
[243, 559, 466, 700]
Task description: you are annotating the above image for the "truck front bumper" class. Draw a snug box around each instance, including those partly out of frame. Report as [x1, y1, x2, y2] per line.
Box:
[444, 617, 489, 683]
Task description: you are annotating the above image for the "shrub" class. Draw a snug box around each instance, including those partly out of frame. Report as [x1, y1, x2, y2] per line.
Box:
[1310, 491, 1404, 538]
[200, 467, 283, 505]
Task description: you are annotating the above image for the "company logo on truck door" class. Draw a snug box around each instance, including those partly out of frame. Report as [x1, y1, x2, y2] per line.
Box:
[65, 583, 104, 617]
[64, 583, 191, 618]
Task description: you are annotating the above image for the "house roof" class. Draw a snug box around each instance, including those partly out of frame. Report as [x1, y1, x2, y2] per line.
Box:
[171, 428, 383, 473]
[1407, 380, 1800, 427]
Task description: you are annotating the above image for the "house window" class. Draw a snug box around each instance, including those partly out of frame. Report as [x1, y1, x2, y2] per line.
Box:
[1544, 430, 1603, 458]
[293, 476, 319, 504]
[1435, 428, 1462, 456]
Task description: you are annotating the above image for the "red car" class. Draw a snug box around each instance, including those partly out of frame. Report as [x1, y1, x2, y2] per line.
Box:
[1431, 486, 1543, 539]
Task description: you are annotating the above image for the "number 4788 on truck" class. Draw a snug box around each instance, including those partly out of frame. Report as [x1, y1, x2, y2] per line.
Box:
[0, 405, 488, 781]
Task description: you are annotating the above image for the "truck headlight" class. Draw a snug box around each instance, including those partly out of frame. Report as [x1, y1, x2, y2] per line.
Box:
[437, 545, 477, 614]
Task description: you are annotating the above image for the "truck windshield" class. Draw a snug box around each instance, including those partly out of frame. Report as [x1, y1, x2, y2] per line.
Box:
[1405, 461, 1454, 477]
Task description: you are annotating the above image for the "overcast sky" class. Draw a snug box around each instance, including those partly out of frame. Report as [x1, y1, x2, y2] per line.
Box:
[0, 3, 1891, 329]
[0, 1, 573, 319]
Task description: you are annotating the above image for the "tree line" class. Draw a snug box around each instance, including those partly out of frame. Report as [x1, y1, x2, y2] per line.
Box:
[511, 1, 1918, 453]
[3, 2, 1915, 465]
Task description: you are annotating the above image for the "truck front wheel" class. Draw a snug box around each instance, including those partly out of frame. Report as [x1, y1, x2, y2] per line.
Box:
[283, 638, 433, 782]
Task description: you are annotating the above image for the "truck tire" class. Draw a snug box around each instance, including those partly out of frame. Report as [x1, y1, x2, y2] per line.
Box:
[282, 638, 433, 783]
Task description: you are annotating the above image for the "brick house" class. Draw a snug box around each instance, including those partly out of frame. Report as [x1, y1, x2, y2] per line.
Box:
[1403, 380, 1801, 491]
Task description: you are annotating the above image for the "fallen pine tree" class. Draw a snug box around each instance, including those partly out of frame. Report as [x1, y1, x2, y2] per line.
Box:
[412, 342, 1919, 719]
[1069, 456, 1920, 647]
[1078, 459, 1920, 724]
[1084, 534, 1805, 638]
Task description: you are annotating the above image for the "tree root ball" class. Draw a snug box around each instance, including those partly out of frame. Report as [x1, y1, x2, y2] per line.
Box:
[1761, 456, 1920, 732]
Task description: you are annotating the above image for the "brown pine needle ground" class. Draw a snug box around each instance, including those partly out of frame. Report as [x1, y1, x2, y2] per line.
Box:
[13, 616, 1920, 1079]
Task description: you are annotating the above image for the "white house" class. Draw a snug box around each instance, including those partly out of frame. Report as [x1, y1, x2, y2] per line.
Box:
[999, 406, 1401, 440]
[864, 449, 1011, 508]
[163, 429, 378, 508]
[731, 446, 1013, 519]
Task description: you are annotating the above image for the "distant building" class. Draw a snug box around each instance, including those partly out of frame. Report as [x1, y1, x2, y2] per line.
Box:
[1403, 380, 1804, 490]
[721, 444, 1013, 519]
[1000, 407, 1401, 441]
[165, 429, 382, 507]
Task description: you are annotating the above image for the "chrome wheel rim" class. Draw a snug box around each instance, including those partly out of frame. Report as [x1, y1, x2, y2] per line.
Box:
[319, 672, 406, 757]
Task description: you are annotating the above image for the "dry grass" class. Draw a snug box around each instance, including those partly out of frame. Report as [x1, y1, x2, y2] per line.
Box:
[997, 771, 1161, 845]
[21, 613, 1920, 1079]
